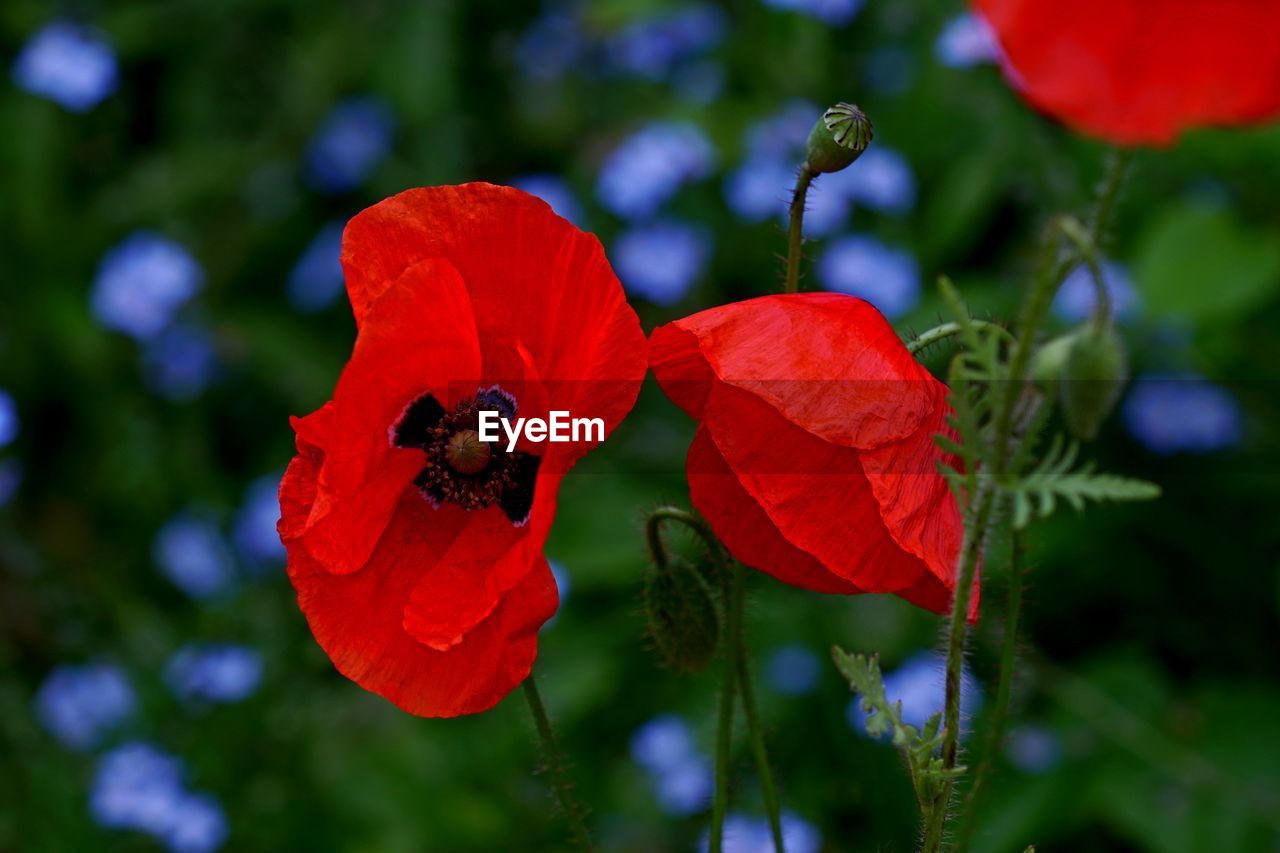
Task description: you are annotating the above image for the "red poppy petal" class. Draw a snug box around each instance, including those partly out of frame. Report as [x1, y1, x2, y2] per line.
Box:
[688, 427, 863, 595]
[341, 185, 647, 443]
[401, 472, 562, 651]
[650, 293, 937, 449]
[702, 381, 935, 598]
[298, 258, 482, 575]
[975, 0, 1280, 145]
[282, 448, 557, 717]
[859, 397, 967, 591]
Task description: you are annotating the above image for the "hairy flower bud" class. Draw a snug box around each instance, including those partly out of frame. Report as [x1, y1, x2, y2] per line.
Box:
[1060, 325, 1129, 441]
[805, 103, 873, 174]
[643, 556, 721, 674]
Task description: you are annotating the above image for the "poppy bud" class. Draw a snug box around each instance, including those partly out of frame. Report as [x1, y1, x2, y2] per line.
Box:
[1060, 325, 1128, 441]
[1030, 332, 1076, 388]
[805, 103, 873, 174]
[643, 556, 721, 674]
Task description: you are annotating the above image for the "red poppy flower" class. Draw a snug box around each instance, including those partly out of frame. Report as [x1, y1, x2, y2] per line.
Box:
[278, 183, 647, 717]
[649, 293, 975, 617]
[973, 0, 1280, 145]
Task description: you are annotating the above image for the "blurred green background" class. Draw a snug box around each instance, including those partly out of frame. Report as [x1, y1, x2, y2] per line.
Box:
[2, 0, 1279, 851]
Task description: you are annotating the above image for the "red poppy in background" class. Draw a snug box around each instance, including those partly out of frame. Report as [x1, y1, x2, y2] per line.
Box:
[650, 293, 974, 617]
[973, 0, 1280, 145]
[279, 184, 647, 717]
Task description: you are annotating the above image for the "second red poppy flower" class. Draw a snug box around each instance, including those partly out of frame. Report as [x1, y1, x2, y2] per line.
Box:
[650, 293, 975, 617]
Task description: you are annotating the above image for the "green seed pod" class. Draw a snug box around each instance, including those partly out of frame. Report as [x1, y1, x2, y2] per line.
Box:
[1030, 332, 1077, 388]
[1060, 325, 1129, 441]
[643, 556, 721, 674]
[805, 103, 873, 174]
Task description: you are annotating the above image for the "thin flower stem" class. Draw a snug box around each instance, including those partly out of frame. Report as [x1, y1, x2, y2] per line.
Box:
[785, 167, 817, 294]
[710, 560, 743, 852]
[522, 677, 594, 851]
[931, 145, 1134, 851]
[734, 588, 785, 852]
[921, 485, 996, 853]
[955, 530, 1024, 852]
[644, 506, 784, 851]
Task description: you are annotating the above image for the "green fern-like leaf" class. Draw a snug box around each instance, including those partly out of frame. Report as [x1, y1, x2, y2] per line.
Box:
[1006, 434, 1161, 528]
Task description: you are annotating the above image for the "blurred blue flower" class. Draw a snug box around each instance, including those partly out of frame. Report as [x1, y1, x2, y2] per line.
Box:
[848, 651, 982, 738]
[142, 325, 218, 401]
[91, 743, 228, 853]
[1052, 260, 1138, 323]
[0, 460, 20, 507]
[840, 146, 916, 215]
[91, 233, 204, 341]
[11, 22, 118, 112]
[1005, 724, 1063, 775]
[703, 811, 822, 852]
[817, 236, 921, 318]
[511, 174, 584, 225]
[303, 97, 395, 194]
[160, 793, 229, 853]
[935, 12, 1001, 69]
[630, 714, 695, 774]
[287, 222, 346, 312]
[760, 0, 864, 26]
[91, 742, 186, 831]
[596, 122, 714, 219]
[612, 220, 710, 305]
[765, 645, 821, 696]
[605, 4, 727, 80]
[165, 645, 263, 704]
[153, 515, 237, 600]
[724, 157, 795, 223]
[0, 389, 17, 447]
[631, 715, 713, 816]
[516, 9, 584, 83]
[743, 100, 818, 160]
[654, 754, 713, 816]
[34, 663, 135, 750]
[797, 179, 853, 237]
[233, 474, 285, 567]
[1122, 374, 1244, 455]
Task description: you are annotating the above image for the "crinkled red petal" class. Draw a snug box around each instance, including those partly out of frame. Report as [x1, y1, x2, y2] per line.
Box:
[975, 0, 1280, 145]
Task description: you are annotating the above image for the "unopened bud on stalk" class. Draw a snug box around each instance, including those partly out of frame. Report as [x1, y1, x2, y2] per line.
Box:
[643, 556, 721, 674]
[1058, 325, 1129, 441]
[805, 103, 873, 174]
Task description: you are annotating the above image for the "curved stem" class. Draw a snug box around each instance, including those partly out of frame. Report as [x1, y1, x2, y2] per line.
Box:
[645, 506, 783, 851]
[735, 586, 785, 852]
[522, 677, 594, 851]
[785, 166, 817, 294]
[955, 530, 1024, 852]
[906, 321, 1015, 355]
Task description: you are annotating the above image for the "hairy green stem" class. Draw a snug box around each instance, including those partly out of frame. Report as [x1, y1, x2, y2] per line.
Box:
[645, 507, 783, 851]
[930, 145, 1134, 851]
[710, 558, 743, 852]
[785, 167, 817, 294]
[906, 321, 1015, 355]
[955, 529, 1024, 852]
[735, 598, 785, 852]
[922, 484, 996, 853]
[523, 677, 594, 851]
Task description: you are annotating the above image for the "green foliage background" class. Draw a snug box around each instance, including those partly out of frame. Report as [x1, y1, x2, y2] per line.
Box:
[2, 0, 1279, 850]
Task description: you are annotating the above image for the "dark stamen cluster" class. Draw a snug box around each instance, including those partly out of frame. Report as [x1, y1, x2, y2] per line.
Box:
[414, 398, 515, 510]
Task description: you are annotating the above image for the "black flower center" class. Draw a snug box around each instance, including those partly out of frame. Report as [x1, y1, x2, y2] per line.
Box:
[391, 386, 539, 526]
